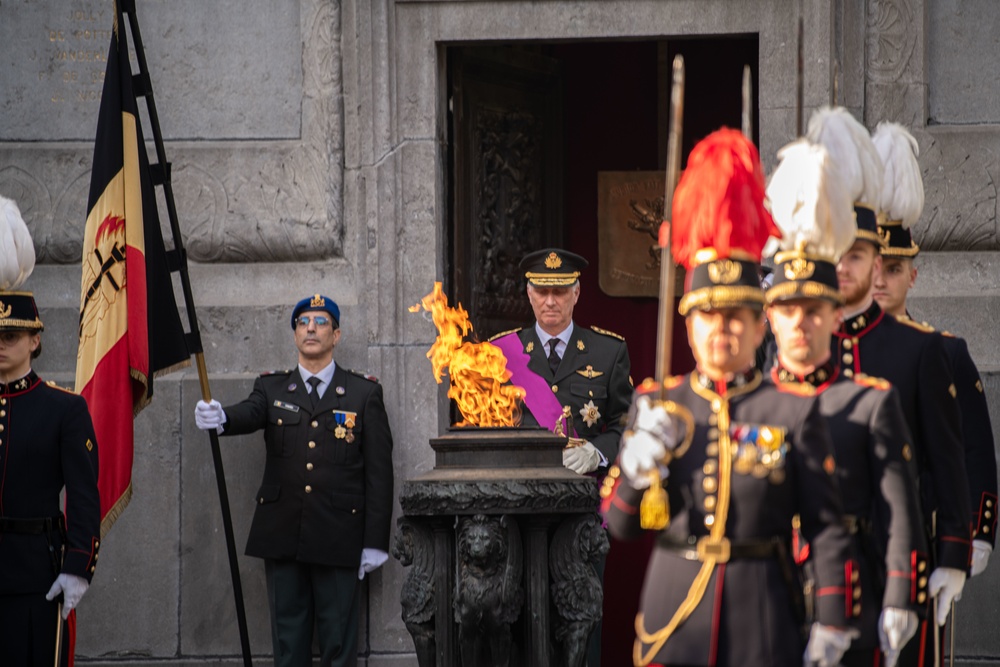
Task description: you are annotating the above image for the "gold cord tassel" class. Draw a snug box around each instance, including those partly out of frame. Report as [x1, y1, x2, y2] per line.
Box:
[640, 470, 670, 530]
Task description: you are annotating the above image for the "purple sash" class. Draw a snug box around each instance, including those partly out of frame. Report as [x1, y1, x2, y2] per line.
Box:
[492, 332, 570, 433]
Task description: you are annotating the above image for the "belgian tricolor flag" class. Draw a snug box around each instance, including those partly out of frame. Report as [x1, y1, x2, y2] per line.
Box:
[76, 7, 190, 538]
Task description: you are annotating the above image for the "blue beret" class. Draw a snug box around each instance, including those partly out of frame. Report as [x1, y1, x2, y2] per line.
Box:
[291, 294, 340, 329]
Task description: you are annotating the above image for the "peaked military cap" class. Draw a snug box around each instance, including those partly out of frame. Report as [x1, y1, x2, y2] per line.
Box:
[291, 294, 340, 329]
[519, 248, 588, 287]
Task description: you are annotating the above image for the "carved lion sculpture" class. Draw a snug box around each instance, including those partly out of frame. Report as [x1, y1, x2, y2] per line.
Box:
[392, 518, 435, 667]
[454, 514, 523, 667]
[550, 513, 611, 667]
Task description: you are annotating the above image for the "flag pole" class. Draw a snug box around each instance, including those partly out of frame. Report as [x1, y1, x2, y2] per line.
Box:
[117, 2, 252, 664]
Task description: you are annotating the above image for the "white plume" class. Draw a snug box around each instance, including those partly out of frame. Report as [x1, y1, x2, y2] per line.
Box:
[0, 196, 36, 290]
[765, 139, 855, 261]
[872, 122, 924, 228]
[806, 106, 884, 208]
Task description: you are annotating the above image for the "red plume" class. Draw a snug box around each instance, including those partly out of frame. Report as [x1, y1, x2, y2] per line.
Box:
[671, 128, 780, 270]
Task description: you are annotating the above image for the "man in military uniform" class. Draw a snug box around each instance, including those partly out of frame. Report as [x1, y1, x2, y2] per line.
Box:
[195, 294, 394, 667]
[764, 139, 928, 667]
[0, 289, 101, 666]
[808, 108, 970, 664]
[490, 248, 632, 476]
[871, 122, 997, 579]
[603, 129, 858, 667]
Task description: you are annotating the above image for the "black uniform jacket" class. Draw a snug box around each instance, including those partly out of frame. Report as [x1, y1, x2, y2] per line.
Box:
[934, 326, 997, 547]
[604, 371, 855, 667]
[0, 371, 101, 594]
[509, 324, 631, 467]
[833, 302, 972, 570]
[222, 365, 394, 568]
[772, 363, 928, 651]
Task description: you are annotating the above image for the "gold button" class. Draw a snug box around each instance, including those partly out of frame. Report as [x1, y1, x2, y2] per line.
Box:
[984, 526, 991, 534]
[843, 340, 852, 350]
[94, 554, 99, 561]
[551, 385, 558, 393]
[704, 515, 715, 527]
[707, 428, 719, 439]
[844, 369, 854, 378]
[90, 566, 96, 573]
[707, 414, 718, 425]
[95, 540, 100, 548]
[277, 418, 283, 426]
[853, 588, 861, 600]
[305, 485, 312, 493]
[918, 592, 927, 603]
[842, 353, 853, 364]
[704, 496, 717, 511]
[311, 420, 319, 428]
[919, 576, 927, 588]
[259, 498, 265, 504]
[703, 477, 717, 493]
[985, 511, 992, 519]
[352, 509, 358, 514]
[1, 399, 6, 405]
[703, 461, 717, 475]
[0, 410, 6, 417]
[706, 443, 719, 457]
[306, 463, 314, 471]
[853, 603, 861, 616]
[987, 499, 994, 508]
[308, 441, 316, 449]
[851, 571, 859, 583]
[918, 561, 927, 572]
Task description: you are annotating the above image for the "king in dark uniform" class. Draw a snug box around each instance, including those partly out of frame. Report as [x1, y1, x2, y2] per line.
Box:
[195, 294, 394, 667]
[603, 129, 858, 667]
[808, 108, 971, 665]
[871, 121, 998, 579]
[489, 248, 632, 476]
[0, 195, 101, 666]
[764, 138, 928, 667]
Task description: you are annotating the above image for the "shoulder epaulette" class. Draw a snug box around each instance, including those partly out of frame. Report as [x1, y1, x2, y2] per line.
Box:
[260, 369, 293, 377]
[853, 373, 891, 391]
[775, 381, 816, 397]
[45, 380, 77, 394]
[591, 326, 625, 341]
[896, 316, 936, 334]
[347, 368, 379, 383]
[636, 375, 683, 394]
[487, 327, 522, 342]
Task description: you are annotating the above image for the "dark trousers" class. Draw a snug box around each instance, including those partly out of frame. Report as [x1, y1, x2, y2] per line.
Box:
[0, 593, 69, 666]
[264, 559, 361, 667]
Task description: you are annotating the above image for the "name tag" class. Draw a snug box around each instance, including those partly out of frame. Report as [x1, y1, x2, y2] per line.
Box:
[273, 400, 300, 413]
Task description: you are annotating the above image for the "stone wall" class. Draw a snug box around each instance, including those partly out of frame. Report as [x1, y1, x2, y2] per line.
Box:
[1, 0, 998, 665]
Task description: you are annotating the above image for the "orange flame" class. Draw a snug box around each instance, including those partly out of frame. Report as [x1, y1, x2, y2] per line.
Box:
[411, 282, 525, 427]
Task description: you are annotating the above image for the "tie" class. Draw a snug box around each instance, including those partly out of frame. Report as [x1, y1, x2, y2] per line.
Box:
[307, 376, 322, 409]
[547, 338, 561, 375]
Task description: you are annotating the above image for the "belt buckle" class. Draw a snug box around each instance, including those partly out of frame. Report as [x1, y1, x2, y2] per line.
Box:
[696, 536, 731, 563]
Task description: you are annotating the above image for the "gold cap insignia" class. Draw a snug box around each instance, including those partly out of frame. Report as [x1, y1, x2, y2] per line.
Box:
[707, 259, 742, 285]
[0, 301, 10, 318]
[310, 294, 325, 307]
[545, 252, 563, 269]
[783, 257, 815, 280]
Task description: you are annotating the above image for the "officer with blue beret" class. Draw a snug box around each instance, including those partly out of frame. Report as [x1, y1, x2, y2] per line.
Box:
[195, 294, 394, 667]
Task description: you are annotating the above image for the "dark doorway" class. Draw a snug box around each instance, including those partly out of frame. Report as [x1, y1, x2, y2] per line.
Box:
[446, 34, 760, 665]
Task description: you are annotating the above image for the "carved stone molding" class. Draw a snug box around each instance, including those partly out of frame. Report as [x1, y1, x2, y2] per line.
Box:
[865, 0, 917, 84]
[0, 0, 344, 265]
[399, 478, 599, 515]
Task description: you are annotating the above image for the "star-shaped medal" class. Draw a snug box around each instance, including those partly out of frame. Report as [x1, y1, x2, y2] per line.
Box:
[579, 400, 601, 427]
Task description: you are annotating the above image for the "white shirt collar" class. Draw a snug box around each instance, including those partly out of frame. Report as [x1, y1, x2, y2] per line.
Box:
[299, 360, 336, 393]
[535, 321, 574, 349]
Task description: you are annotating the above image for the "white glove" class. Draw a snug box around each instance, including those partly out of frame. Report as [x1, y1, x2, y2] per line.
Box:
[971, 539, 993, 577]
[619, 395, 677, 488]
[878, 607, 919, 667]
[45, 573, 90, 619]
[358, 548, 389, 580]
[195, 399, 226, 433]
[928, 566, 966, 626]
[563, 441, 601, 474]
[803, 623, 858, 667]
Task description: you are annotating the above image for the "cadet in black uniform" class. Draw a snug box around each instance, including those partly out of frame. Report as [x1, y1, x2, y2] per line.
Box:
[489, 248, 632, 475]
[808, 108, 970, 665]
[764, 139, 928, 667]
[871, 121, 998, 578]
[0, 288, 101, 666]
[603, 129, 858, 667]
[195, 295, 394, 667]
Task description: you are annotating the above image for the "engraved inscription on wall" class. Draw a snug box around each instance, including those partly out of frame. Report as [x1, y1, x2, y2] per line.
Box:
[0, 0, 303, 141]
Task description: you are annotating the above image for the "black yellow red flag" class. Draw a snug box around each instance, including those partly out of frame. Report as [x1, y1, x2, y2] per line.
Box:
[77, 6, 190, 538]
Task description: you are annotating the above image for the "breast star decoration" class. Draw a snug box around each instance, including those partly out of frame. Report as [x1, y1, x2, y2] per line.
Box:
[579, 400, 601, 427]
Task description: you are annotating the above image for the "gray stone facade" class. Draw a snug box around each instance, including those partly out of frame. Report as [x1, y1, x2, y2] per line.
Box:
[1, 0, 998, 665]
